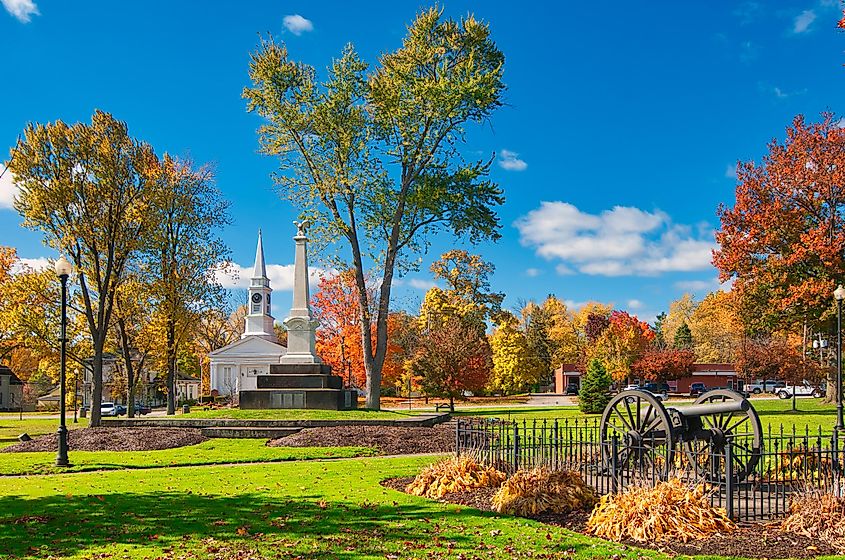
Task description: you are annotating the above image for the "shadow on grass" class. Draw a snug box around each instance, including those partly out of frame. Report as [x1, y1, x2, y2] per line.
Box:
[0, 489, 603, 559]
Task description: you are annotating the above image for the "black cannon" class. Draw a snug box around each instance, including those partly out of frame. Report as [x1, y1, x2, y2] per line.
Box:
[599, 388, 763, 482]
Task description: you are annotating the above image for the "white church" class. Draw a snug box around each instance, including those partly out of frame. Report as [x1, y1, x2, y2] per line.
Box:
[208, 231, 287, 398]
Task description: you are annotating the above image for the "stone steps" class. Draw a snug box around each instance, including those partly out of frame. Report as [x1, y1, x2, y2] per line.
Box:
[200, 426, 301, 439]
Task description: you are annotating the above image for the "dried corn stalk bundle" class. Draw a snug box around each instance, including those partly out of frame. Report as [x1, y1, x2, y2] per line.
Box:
[586, 479, 735, 543]
[406, 454, 506, 498]
[782, 493, 845, 552]
[491, 467, 597, 516]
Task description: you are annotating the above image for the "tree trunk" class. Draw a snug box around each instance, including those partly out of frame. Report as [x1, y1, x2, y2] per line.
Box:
[90, 347, 104, 427]
[166, 320, 176, 415]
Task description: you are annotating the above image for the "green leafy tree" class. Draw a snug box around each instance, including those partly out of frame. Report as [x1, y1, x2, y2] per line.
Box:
[244, 8, 506, 409]
[673, 322, 693, 350]
[579, 358, 611, 414]
[521, 300, 554, 385]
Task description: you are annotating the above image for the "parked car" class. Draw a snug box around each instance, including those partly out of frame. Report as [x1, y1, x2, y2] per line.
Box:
[777, 382, 823, 399]
[642, 382, 670, 397]
[100, 402, 121, 417]
[623, 384, 640, 392]
[689, 382, 707, 397]
[564, 383, 579, 396]
[133, 402, 151, 415]
[623, 388, 666, 402]
[746, 380, 785, 394]
[708, 386, 751, 399]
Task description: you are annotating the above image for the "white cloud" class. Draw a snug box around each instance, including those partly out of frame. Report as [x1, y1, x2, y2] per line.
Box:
[2, 0, 38, 22]
[283, 14, 313, 36]
[515, 201, 716, 277]
[0, 165, 18, 210]
[10, 257, 50, 274]
[214, 262, 323, 291]
[725, 164, 737, 179]
[674, 276, 732, 293]
[498, 149, 527, 172]
[627, 299, 643, 310]
[525, 268, 541, 277]
[407, 278, 437, 291]
[793, 9, 816, 33]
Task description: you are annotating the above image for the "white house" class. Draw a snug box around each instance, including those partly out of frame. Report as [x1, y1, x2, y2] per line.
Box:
[0, 365, 24, 411]
[209, 231, 286, 397]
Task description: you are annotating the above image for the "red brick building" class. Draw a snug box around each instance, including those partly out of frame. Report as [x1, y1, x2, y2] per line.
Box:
[553, 363, 739, 394]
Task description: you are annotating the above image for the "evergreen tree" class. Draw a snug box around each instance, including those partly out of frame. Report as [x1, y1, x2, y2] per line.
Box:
[578, 358, 611, 414]
[653, 312, 667, 349]
[673, 322, 693, 350]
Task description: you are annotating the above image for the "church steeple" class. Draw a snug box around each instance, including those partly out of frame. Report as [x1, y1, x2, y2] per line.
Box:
[253, 229, 267, 280]
[242, 230, 276, 341]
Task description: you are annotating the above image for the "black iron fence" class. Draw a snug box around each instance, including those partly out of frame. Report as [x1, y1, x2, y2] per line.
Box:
[455, 417, 844, 522]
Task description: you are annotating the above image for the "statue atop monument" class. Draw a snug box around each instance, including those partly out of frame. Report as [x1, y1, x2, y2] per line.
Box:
[279, 220, 321, 364]
[293, 219, 311, 237]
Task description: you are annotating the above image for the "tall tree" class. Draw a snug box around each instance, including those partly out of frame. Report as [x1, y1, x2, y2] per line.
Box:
[578, 358, 612, 414]
[408, 316, 491, 410]
[521, 300, 554, 385]
[143, 155, 231, 415]
[488, 313, 543, 394]
[714, 113, 845, 400]
[244, 8, 506, 409]
[9, 111, 155, 426]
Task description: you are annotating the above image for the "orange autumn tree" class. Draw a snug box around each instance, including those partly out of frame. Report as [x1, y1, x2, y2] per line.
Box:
[595, 311, 655, 382]
[714, 114, 845, 400]
[312, 270, 415, 391]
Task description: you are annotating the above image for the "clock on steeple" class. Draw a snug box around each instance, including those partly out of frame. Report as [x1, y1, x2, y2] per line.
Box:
[242, 230, 276, 341]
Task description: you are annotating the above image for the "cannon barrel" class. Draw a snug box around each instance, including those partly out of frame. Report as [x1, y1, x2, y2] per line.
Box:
[673, 399, 749, 418]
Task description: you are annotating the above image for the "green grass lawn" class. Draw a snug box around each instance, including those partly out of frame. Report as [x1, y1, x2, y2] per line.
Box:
[0, 417, 87, 443]
[454, 397, 840, 434]
[0, 439, 374, 476]
[176, 407, 425, 420]
[1, 454, 811, 560]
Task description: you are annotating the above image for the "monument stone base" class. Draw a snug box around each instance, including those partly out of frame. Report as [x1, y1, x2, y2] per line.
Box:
[239, 363, 357, 410]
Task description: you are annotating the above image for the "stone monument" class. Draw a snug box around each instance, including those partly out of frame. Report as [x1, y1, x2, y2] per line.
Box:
[239, 221, 357, 410]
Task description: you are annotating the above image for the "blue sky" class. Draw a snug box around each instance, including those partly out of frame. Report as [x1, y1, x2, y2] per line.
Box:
[1, 0, 844, 323]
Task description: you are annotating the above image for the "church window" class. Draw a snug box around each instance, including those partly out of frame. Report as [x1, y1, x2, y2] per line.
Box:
[252, 303, 260, 313]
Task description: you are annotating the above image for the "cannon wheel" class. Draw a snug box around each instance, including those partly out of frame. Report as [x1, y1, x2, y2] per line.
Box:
[601, 390, 674, 480]
[683, 389, 763, 483]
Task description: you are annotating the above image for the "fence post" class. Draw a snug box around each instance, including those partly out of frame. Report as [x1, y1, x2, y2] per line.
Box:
[835, 433, 841, 498]
[725, 443, 734, 520]
[455, 419, 461, 456]
[513, 421, 520, 470]
[611, 434, 619, 493]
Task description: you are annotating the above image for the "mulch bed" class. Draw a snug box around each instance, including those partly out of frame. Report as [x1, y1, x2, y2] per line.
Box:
[1, 427, 208, 453]
[267, 424, 454, 455]
[380, 476, 839, 559]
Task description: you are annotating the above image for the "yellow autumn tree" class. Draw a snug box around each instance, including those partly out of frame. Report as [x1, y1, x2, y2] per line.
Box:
[488, 313, 544, 394]
[688, 290, 743, 363]
[663, 294, 697, 347]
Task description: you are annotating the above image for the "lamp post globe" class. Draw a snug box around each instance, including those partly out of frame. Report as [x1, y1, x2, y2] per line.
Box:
[835, 285, 845, 433]
[55, 256, 72, 467]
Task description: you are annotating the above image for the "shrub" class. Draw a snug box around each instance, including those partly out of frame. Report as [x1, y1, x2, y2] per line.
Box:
[491, 467, 597, 516]
[578, 358, 611, 414]
[406, 454, 506, 498]
[586, 479, 735, 543]
[781, 492, 845, 552]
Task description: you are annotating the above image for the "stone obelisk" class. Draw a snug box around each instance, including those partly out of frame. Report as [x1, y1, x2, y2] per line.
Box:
[279, 220, 322, 364]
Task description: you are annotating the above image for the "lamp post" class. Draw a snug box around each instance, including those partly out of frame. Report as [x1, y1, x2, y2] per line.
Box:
[835, 285, 845, 433]
[55, 256, 73, 467]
